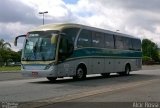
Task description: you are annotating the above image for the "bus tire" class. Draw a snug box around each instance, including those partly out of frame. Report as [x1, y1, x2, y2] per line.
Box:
[118, 64, 131, 76]
[73, 65, 86, 80]
[101, 73, 110, 77]
[47, 77, 57, 82]
[124, 64, 131, 75]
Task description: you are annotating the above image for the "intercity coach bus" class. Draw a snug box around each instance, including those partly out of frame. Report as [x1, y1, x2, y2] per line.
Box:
[14, 23, 142, 81]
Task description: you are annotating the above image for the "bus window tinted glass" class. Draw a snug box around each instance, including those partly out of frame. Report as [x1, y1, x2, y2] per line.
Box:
[123, 38, 132, 50]
[104, 34, 114, 49]
[92, 32, 104, 48]
[77, 29, 92, 48]
[115, 36, 124, 49]
[59, 37, 68, 54]
[62, 28, 80, 42]
[132, 39, 141, 51]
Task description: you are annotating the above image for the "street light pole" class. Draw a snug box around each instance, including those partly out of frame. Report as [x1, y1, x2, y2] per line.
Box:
[39, 11, 48, 25]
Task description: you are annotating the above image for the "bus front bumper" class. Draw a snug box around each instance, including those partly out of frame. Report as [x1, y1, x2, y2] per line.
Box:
[21, 63, 58, 77]
[22, 70, 57, 77]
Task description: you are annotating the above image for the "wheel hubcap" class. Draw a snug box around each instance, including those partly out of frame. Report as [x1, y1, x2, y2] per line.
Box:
[77, 68, 83, 78]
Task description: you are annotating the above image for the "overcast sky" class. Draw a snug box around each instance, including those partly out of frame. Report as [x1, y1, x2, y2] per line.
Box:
[0, 0, 160, 51]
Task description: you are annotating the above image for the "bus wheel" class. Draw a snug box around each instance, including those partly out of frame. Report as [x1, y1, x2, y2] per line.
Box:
[74, 66, 86, 80]
[47, 77, 57, 82]
[101, 73, 110, 77]
[125, 64, 130, 75]
[118, 64, 130, 76]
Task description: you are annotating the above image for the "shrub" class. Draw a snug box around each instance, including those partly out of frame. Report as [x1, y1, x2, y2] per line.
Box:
[142, 56, 154, 65]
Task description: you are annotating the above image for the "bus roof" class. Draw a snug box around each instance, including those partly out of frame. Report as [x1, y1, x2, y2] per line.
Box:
[31, 23, 140, 39]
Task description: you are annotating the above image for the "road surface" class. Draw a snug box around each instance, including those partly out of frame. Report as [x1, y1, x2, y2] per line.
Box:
[0, 65, 160, 108]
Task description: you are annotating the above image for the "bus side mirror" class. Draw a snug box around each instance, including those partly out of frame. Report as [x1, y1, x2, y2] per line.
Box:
[14, 37, 18, 46]
[14, 35, 26, 46]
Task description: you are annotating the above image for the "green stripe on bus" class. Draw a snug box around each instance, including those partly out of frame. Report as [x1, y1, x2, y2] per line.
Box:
[70, 48, 142, 58]
[65, 56, 141, 62]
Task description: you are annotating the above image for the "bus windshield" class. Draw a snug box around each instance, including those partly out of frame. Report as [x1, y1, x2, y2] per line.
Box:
[22, 31, 58, 61]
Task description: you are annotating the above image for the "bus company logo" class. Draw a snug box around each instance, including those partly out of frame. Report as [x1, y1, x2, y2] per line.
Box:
[1, 102, 18, 108]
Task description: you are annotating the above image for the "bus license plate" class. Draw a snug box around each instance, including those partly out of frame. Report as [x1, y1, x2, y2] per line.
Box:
[32, 72, 38, 77]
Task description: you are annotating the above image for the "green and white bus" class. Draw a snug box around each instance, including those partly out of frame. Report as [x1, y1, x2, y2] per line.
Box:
[14, 23, 142, 81]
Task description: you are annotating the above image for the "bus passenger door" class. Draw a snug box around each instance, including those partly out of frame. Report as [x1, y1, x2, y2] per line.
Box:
[57, 35, 74, 77]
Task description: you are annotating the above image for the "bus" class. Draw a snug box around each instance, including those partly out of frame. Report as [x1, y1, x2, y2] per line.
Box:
[14, 23, 142, 81]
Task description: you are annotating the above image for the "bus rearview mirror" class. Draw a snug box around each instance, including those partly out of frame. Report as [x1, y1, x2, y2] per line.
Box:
[14, 38, 18, 46]
[14, 35, 26, 46]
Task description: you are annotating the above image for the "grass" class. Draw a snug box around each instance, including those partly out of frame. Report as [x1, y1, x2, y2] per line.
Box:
[0, 66, 21, 72]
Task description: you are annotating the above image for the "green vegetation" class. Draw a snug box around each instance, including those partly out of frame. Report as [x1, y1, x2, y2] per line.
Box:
[0, 39, 21, 67]
[0, 66, 21, 72]
[142, 56, 153, 65]
[142, 39, 160, 64]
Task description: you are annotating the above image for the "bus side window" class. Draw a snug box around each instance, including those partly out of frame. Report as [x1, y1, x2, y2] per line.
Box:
[123, 38, 132, 50]
[59, 38, 68, 55]
[77, 29, 92, 48]
[92, 32, 104, 48]
[59, 36, 74, 60]
[132, 39, 141, 51]
[115, 36, 124, 49]
[62, 28, 80, 42]
[104, 34, 114, 49]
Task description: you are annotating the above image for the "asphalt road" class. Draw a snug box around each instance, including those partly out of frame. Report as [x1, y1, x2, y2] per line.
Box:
[0, 65, 159, 81]
[0, 72, 32, 81]
[0, 65, 160, 108]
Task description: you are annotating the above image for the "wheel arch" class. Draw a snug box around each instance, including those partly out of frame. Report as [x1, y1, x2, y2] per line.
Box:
[76, 63, 87, 75]
[125, 63, 131, 71]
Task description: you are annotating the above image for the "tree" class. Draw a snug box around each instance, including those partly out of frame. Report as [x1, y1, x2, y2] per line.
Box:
[0, 39, 12, 66]
[10, 50, 21, 63]
[0, 54, 3, 66]
[0, 38, 22, 66]
[142, 39, 160, 62]
[0, 39, 11, 50]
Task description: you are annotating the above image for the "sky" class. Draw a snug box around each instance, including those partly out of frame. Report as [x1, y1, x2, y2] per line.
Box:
[0, 0, 160, 51]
